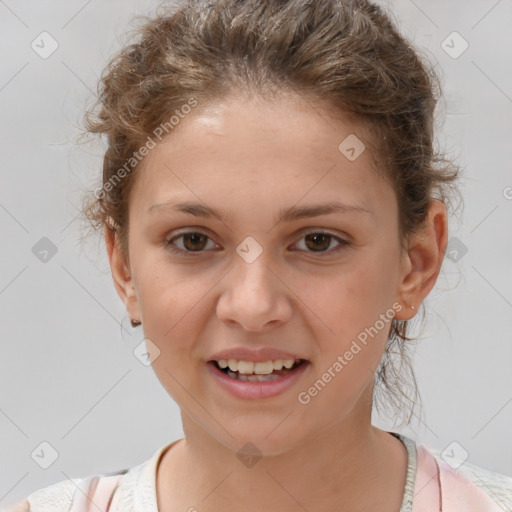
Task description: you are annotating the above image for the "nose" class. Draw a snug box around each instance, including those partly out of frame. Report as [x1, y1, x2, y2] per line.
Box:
[216, 254, 293, 332]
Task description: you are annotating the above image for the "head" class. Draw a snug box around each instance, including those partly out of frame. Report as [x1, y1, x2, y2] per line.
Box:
[81, 0, 459, 452]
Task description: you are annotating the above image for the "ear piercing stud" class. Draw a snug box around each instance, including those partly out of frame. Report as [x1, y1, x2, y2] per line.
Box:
[130, 319, 141, 327]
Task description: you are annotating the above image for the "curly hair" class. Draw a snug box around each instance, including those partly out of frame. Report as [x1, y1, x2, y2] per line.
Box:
[80, 0, 461, 427]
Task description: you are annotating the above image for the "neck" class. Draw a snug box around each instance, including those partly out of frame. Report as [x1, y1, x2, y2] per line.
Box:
[156, 417, 407, 512]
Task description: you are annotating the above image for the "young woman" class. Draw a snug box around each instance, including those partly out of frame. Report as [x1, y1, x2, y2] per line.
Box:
[9, 0, 511, 510]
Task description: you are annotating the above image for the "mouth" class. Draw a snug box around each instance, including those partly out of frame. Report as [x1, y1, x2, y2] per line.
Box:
[208, 358, 308, 382]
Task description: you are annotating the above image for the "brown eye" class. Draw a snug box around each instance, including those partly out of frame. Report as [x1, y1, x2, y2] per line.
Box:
[181, 233, 208, 251]
[304, 233, 332, 252]
[294, 231, 348, 254]
[167, 232, 218, 256]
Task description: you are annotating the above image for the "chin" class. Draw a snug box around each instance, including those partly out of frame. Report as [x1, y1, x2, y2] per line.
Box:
[217, 418, 306, 457]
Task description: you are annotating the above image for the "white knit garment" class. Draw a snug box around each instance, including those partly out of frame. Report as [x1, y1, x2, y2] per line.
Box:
[14, 436, 512, 512]
[24, 478, 82, 512]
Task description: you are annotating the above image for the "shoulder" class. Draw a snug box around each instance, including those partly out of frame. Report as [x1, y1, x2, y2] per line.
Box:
[426, 445, 512, 510]
[440, 454, 512, 509]
[0, 500, 31, 512]
[4, 442, 175, 512]
[5, 471, 127, 512]
[0, 477, 79, 512]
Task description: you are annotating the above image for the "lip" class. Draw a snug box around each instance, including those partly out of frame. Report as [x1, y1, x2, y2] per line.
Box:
[207, 359, 310, 400]
[208, 346, 305, 363]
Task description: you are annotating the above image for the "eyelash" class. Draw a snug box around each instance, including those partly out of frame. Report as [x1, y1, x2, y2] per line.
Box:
[165, 230, 350, 258]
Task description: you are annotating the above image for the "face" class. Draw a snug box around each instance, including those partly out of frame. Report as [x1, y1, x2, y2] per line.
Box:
[109, 91, 430, 455]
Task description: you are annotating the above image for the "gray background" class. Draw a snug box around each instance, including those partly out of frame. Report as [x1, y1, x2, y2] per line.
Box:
[1, 0, 511, 507]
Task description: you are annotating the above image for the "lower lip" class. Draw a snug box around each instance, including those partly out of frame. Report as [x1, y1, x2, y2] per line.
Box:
[206, 360, 309, 400]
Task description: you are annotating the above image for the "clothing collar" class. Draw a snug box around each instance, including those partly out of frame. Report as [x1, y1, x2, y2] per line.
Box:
[112, 432, 416, 511]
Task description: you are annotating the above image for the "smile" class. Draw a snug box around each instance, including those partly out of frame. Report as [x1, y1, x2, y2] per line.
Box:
[207, 359, 309, 399]
[215, 358, 303, 380]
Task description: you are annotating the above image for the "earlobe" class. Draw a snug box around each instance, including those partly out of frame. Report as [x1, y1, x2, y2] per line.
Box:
[394, 199, 448, 321]
[104, 224, 141, 322]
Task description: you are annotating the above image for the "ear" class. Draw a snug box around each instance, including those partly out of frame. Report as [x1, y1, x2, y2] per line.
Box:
[105, 222, 141, 324]
[394, 199, 448, 321]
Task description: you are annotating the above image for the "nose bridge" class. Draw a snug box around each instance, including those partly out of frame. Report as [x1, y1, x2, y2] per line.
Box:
[232, 242, 275, 300]
[216, 239, 291, 330]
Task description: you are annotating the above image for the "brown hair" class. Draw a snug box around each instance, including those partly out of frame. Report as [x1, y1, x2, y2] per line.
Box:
[81, 0, 460, 426]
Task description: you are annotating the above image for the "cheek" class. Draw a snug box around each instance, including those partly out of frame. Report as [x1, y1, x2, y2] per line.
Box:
[136, 265, 210, 400]
[300, 270, 395, 416]
[302, 254, 400, 378]
[308, 264, 396, 336]
[135, 260, 205, 347]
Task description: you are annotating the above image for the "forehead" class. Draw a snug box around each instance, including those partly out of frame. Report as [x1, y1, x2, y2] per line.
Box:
[130, 92, 394, 221]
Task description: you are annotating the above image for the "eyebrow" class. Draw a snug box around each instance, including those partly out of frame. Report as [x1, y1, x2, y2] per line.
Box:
[147, 199, 371, 224]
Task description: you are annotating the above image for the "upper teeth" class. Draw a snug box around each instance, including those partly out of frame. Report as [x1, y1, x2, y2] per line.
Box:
[217, 359, 298, 374]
